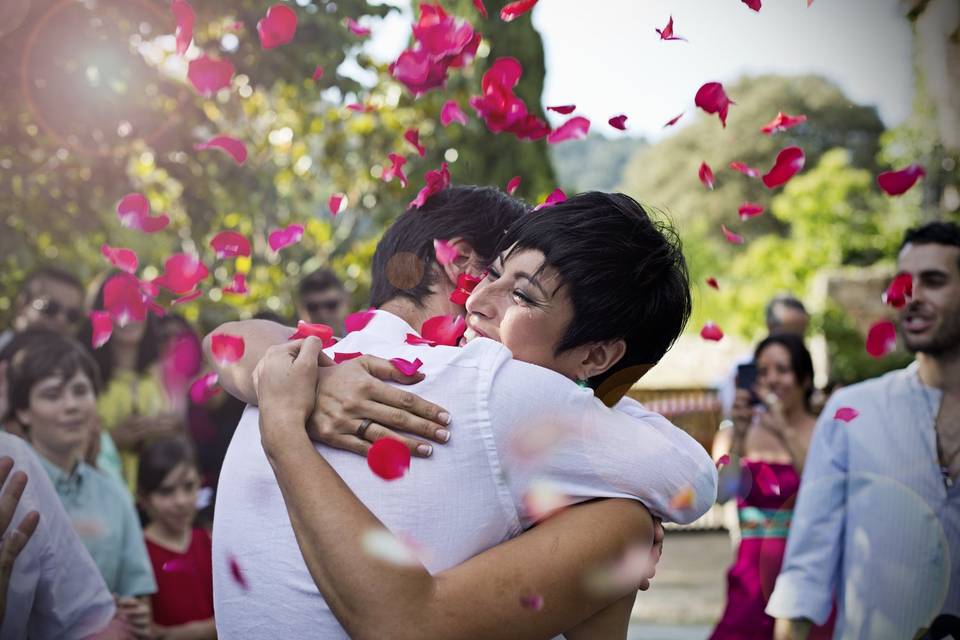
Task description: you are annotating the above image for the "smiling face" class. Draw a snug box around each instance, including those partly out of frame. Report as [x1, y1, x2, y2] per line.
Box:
[141, 462, 200, 536]
[756, 343, 809, 415]
[17, 370, 97, 464]
[897, 242, 960, 356]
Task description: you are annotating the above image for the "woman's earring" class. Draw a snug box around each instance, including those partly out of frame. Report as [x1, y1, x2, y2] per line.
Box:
[576, 377, 589, 388]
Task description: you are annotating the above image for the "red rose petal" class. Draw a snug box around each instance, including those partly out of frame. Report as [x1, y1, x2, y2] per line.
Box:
[187, 54, 235, 97]
[367, 438, 411, 480]
[716, 454, 731, 468]
[101, 244, 138, 274]
[473, 0, 488, 17]
[405, 333, 437, 347]
[741, 0, 762, 10]
[420, 314, 466, 346]
[329, 193, 347, 216]
[761, 111, 807, 135]
[534, 188, 567, 211]
[721, 224, 744, 245]
[345, 309, 376, 333]
[228, 555, 249, 590]
[449, 287, 469, 306]
[762, 146, 806, 188]
[312, 65, 325, 81]
[404, 129, 426, 157]
[257, 4, 297, 49]
[389, 357, 424, 376]
[433, 239, 459, 266]
[440, 100, 468, 127]
[156, 253, 209, 294]
[171, 0, 195, 55]
[730, 161, 761, 178]
[699, 162, 715, 190]
[382, 153, 408, 188]
[345, 17, 371, 37]
[408, 163, 451, 210]
[500, 0, 539, 22]
[289, 321, 335, 346]
[223, 273, 248, 295]
[663, 112, 684, 128]
[608, 114, 628, 130]
[195, 135, 248, 165]
[268, 224, 305, 252]
[738, 202, 765, 220]
[695, 82, 734, 128]
[505, 175, 522, 195]
[877, 164, 925, 196]
[90, 310, 113, 349]
[104, 273, 147, 326]
[172, 289, 203, 306]
[189, 372, 221, 404]
[547, 105, 576, 115]
[116, 193, 170, 233]
[457, 272, 483, 293]
[865, 320, 897, 358]
[520, 594, 544, 611]
[210, 231, 251, 258]
[210, 333, 245, 364]
[334, 351, 363, 364]
[882, 273, 913, 308]
[833, 407, 859, 423]
[656, 15, 687, 41]
[706, 277, 720, 290]
[546, 116, 590, 144]
[700, 321, 724, 342]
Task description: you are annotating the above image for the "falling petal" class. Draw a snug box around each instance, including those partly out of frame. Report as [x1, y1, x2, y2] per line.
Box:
[655, 15, 687, 41]
[695, 82, 734, 128]
[449, 288, 469, 306]
[211, 334, 245, 364]
[506, 175, 521, 195]
[361, 529, 421, 566]
[877, 164, 925, 196]
[865, 320, 897, 358]
[155, 253, 209, 294]
[223, 273, 248, 295]
[762, 147, 805, 188]
[760, 111, 807, 135]
[257, 4, 297, 49]
[457, 272, 483, 293]
[507, 421, 570, 465]
[101, 244, 139, 274]
[585, 543, 653, 596]
[730, 161, 761, 178]
[312, 65, 324, 81]
[405, 333, 437, 347]
[404, 129, 426, 157]
[520, 595, 544, 611]
[289, 321, 335, 346]
[345, 308, 376, 333]
[721, 224, 744, 245]
[334, 351, 363, 364]
[116, 193, 169, 234]
[268, 224, 305, 252]
[716, 454, 731, 468]
[189, 372, 221, 404]
[433, 239, 459, 266]
[753, 462, 781, 496]
[546, 105, 576, 115]
[329, 193, 347, 216]
[608, 115, 628, 130]
[408, 163, 451, 210]
[382, 153, 408, 188]
[195, 135, 247, 165]
[833, 407, 859, 423]
[699, 162, 715, 190]
[670, 485, 695, 510]
[663, 112, 684, 128]
[172, 289, 203, 306]
[228, 555, 249, 589]
[420, 314, 466, 346]
[741, 0, 762, 10]
[700, 321, 724, 341]
[103, 273, 147, 326]
[472, 0, 488, 17]
[738, 202, 765, 220]
[171, 0, 195, 55]
[546, 116, 590, 144]
[367, 438, 411, 480]
[389, 357, 424, 376]
[90, 311, 113, 349]
[522, 479, 570, 522]
[210, 231, 251, 258]
[706, 277, 720, 290]
[500, 0, 539, 22]
[345, 17, 371, 37]
[534, 188, 567, 211]
[440, 100, 468, 127]
[187, 54, 235, 97]
[882, 273, 913, 308]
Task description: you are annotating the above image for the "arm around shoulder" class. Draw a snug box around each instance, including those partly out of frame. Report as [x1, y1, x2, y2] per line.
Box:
[203, 319, 293, 404]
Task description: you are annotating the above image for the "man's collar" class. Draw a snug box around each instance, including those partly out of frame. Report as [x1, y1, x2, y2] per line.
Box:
[363, 309, 418, 342]
[36, 452, 88, 493]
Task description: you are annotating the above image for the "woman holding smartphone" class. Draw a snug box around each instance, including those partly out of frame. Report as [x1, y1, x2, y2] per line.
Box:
[710, 333, 835, 639]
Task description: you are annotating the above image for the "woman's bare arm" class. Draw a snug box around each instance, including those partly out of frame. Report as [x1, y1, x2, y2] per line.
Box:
[203, 320, 293, 405]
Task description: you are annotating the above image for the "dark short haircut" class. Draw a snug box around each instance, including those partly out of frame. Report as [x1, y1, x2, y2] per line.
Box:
[765, 295, 808, 331]
[18, 266, 84, 305]
[496, 192, 691, 399]
[901, 221, 960, 270]
[137, 435, 198, 497]
[252, 310, 289, 324]
[370, 185, 529, 308]
[754, 333, 815, 410]
[6, 333, 102, 421]
[298, 267, 345, 298]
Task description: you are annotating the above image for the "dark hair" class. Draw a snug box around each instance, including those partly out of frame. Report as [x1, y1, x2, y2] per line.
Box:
[6, 333, 102, 422]
[901, 221, 960, 270]
[765, 295, 808, 331]
[18, 266, 84, 307]
[754, 333, 815, 411]
[370, 185, 529, 308]
[298, 267, 344, 298]
[496, 192, 691, 402]
[137, 436, 198, 497]
[81, 272, 161, 385]
[252, 310, 289, 324]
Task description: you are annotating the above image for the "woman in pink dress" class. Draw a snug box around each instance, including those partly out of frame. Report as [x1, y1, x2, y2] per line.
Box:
[711, 334, 836, 639]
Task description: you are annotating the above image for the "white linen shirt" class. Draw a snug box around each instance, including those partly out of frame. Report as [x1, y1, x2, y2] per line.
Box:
[213, 310, 717, 639]
[0, 432, 116, 640]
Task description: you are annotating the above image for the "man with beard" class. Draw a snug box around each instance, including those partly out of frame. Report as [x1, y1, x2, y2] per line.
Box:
[768, 221, 960, 640]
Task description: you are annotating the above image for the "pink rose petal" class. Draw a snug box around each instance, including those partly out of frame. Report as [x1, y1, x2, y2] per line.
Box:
[408, 163, 451, 210]
[534, 188, 567, 211]
[404, 129, 426, 157]
[670, 485, 696, 510]
[706, 277, 720, 290]
[189, 372, 221, 404]
[716, 454, 731, 468]
[700, 321, 724, 342]
[210, 333, 245, 364]
[500, 0, 539, 22]
[329, 193, 347, 216]
[738, 202, 765, 220]
[101, 244, 139, 274]
[473, 0, 488, 17]
[762, 146, 806, 188]
[866, 320, 897, 358]
[228, 555, 249, 590]
[656, 15, 687, 41]
[345, 17, 371, 37]
[389, 357, 424, 376]
[721, 224, 744, 245]
[223, 273, 248, 295]
[663, 112, 684, 128]
[289, 321, 335, 346]
[433, 239, 459, 266]
[608, 114, 628, 130]
[420, 314, 466, 346]
[730, 161, 761, 178]
[268, 224, 305, 252]
[882, 273, 912, 309]
[440, 100, 469, 127]
[405, 334, 436, 346]
[210, 231, 251, 258]
[877, 164, 925, 196]
[172, 289, 203, 306]
[257, 4, 297, 49]
[506, 175, 521, 195]
[699, 162, 715, 190]
[90, 310, 113, 349]
[312, 65, 325, 81]
[345, 308, 376, 333]
[195, 135, 247, 165]
[546, 116, 590, 144]
[367, 438, 411, 480]
[547, 105, 576, 115]
[761, 112, 807, 135]
[171, 0, 195, 55]
[695, 82, 734, 128]
[155, 253, 209, 294]
[382, 153, 408, 188]
[833, 407, 859, 423]
[187, 54, 234, 97]
[116, 193, 170, 233]
[334, 351, 363, 364]
[741, 0, 762, 10]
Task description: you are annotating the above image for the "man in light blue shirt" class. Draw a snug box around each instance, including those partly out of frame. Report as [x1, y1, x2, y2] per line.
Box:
[768, 221, 960, 639]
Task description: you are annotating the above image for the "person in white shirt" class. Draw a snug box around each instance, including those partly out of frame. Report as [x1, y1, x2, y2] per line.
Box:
[0, 432, 116, 640]
[209, 188, 717, 639]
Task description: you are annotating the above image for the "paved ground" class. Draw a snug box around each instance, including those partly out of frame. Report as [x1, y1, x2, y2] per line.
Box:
[626, 530, 734, 640]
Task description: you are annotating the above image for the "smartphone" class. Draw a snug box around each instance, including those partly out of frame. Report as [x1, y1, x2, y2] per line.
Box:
[736, 363, 761, 406]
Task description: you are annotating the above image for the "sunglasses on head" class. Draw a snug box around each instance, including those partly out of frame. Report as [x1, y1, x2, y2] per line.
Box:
[30, 298, 84, 325]
[305, 300, 343, 314]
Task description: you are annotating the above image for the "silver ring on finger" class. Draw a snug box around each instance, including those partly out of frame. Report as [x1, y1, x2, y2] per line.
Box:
[356, 418, 373, 440]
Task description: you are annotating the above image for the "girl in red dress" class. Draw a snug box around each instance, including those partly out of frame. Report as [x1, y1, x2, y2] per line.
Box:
[137, 436, 216, 639]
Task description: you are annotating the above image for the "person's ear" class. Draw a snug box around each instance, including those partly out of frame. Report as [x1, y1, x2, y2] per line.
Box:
[577, 339, 627, 380]
[439, 237, 484, 287]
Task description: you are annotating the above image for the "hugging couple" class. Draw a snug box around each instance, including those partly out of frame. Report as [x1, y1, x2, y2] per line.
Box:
[206, 187, 719, 639]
